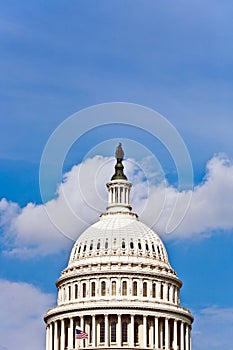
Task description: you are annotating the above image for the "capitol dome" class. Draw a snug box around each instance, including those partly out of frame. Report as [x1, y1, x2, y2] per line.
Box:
[45, 144, 193, 350]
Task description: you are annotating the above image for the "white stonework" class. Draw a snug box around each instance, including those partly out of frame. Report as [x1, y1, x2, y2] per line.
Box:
[44, 147, 193, 350]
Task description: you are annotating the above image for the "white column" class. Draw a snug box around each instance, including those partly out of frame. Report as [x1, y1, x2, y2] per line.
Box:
[86, 322, 91, 345]
[143, 315, 147, 348]
[149, 320, 153, 348]
[174, 287, 178, 304]
[190, 327, 192, 350]
[92, 315, 96, 347]
[170, 285, 174, 303]
[54, 321, 58, 350]
[69, 318, 74, 350]
[105, 314, 109, 347]
[61, 319, 65, 350]
[74, 319, 78, 350]
[130, 314, 134, 347]
[49, 323, 53, 350]
[180, 322, 184, 350]
[46, 325, 50, 350]
[117, 314, 121, 347]
[159, 319, 163, 349]
[154, 317, 159, 349]
[173, 319, 178, 350]
[165, 318, 169, 349]
[185, 324, 189, 350]
[114, 186, 116, 203]
[80, 316, 84, 348]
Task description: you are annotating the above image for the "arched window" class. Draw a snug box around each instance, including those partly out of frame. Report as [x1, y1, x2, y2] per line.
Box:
[83, 244, 86, 252]
[101, 281, 106, 296]
[68, 285, 71, 300]
[134, 322, 139, 344]
[116, 188, 118, 202]
[112, 281, 116, 296]
[157, 246, 161, 255]
[130, 241, 134, 249]
[143, 282, 147, 297]
[122, 240, 126, 249]
[111, 321, 116, 342]
[90, 242, 93, 250]
[133, 281, 137, 296]
[138, 242, 142, 250]
[83, 283, 86, 298]
[145, 242, 149, 251]
[160, 283, 164, 299]
[100, 321, 105, 343]
[152, 283, 156, 298]
[91, 282, 95, 297]
[75, 284, 78, 299]
[97, 241, 100, 250]
[122, 281, 127, 296]
[105, 240, 108, 249]
[63, 287, 66, 301]
[122, 322, 128, 343]
[167, 284, 170, 301]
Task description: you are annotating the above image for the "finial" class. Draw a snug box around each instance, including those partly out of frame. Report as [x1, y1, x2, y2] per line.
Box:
[115, 143, 124, 161]
[111, 143, 127, 180]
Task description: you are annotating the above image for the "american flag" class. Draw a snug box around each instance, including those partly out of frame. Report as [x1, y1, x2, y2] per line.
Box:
[75, 329, 88, 339]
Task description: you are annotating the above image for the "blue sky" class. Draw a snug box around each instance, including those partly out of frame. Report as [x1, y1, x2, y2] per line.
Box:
[0, 1, 233, 349]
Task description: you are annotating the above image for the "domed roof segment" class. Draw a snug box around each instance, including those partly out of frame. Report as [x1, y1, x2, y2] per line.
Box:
[69, 144, 170, 268]
[69, 213, 169, 264]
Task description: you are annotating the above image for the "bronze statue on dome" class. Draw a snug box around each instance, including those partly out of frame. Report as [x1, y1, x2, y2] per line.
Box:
[115, 142, 124, 160]
[111, 143, 127, 180]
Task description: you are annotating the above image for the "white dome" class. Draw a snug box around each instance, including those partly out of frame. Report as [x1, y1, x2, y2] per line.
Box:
[45, 146, 193, 350]
[69, 212, 169, 265]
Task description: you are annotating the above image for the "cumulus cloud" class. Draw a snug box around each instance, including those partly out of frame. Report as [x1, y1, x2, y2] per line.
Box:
[0, 279, 55, 350]
[192, 306, 233, 350]
[1, 154, 233, 258]
[137, 154, 233, 239]
[170, 154, 233, 237]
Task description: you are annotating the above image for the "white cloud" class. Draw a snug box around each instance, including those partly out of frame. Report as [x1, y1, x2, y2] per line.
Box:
[1, 154, 233, 258]
[171, 154, 233, 238]
[192, 306, 233, 350]
[0, 279, 55, 350]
